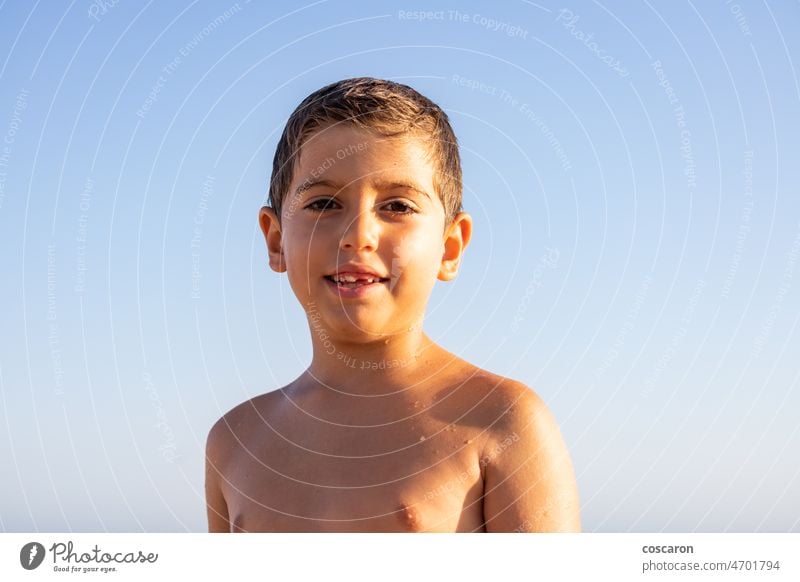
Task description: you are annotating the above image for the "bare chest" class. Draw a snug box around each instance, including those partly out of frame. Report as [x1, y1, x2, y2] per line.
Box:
[222, 417, 486, 532]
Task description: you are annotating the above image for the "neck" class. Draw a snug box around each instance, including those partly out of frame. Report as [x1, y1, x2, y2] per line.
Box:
[305, 324, 443, 397]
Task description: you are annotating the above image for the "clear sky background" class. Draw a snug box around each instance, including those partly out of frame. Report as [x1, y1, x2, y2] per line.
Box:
[1, 0, 798, 532]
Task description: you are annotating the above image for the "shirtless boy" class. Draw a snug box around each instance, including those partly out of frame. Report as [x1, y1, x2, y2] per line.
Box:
[205, 77, 580, 532]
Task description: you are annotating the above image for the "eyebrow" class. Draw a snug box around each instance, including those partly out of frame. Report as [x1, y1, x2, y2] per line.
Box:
[374, 180, 432, 201]
[294, 178, 432, 201]
[294, 178, 339, 198]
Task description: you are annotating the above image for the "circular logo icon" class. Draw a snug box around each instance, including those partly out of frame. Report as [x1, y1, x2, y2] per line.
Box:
[20, 542, 46, 570]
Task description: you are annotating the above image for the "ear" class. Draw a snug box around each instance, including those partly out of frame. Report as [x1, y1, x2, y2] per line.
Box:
[258, 206, 286, 273]
[438, 211, 473, 281]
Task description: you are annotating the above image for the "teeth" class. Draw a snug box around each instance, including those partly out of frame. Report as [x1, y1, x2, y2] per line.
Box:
[332, 274, 381, 284]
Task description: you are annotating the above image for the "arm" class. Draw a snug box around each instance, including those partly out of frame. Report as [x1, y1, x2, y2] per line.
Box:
[205, 418, 232, 533]
[481, 382, 581, 532]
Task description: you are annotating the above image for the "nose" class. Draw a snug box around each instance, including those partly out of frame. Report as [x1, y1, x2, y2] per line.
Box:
[339, 207, 379, 252]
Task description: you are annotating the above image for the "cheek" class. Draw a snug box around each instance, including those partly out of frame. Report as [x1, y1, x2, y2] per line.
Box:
[283, 222, 325, 262]
[390, 229, 443, 281]
[280, 231, 317, 293]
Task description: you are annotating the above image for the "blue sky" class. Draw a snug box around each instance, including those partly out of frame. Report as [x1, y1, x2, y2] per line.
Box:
[1, 0, 798, 532]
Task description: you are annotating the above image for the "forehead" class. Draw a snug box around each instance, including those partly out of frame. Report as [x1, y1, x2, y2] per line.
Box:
[293, 124, 435, 185]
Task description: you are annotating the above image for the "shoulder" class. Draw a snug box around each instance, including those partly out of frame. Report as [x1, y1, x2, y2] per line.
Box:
[466, 373, 581, 531]
[464, 370, 550, 436]
[463, 371, 567, 471]
[205, 392, 282, 533]
[205, 390, 284, 461]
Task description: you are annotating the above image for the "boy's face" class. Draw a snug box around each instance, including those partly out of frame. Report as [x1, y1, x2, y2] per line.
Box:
[259, 124, 471, 340]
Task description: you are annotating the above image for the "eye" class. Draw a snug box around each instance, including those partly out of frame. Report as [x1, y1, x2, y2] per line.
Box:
[383, 200, 416, 215]
[304, 197, 339, 212]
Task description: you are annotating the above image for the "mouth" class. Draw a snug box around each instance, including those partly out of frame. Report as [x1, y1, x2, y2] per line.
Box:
[323, 274, 390, 290]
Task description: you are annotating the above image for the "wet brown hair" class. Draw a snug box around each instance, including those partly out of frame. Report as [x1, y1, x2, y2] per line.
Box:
[268, 77, 462, 224]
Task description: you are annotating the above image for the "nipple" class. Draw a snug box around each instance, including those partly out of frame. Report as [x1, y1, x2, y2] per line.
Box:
[398, 503, 423, 532]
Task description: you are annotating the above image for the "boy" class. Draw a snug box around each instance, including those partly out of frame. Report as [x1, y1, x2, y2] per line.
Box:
[205, 77, 580, 532]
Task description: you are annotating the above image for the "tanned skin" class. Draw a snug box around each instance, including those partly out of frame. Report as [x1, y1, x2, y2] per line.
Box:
[205, 125, 581, 532]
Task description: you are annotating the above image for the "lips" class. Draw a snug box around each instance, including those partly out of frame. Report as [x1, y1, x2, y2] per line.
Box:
[324, 265, 389, 282]
[325, 273, 388, 288]
[322, 270, 389, 298]
[326, 272, 388, 284]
